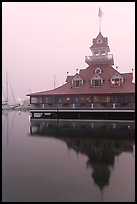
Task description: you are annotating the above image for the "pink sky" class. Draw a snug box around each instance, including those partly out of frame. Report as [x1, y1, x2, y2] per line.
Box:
[2, 2, 135, 103]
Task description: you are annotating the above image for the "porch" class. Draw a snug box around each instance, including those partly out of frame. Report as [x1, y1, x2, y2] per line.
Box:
[30, 102, 135, 110]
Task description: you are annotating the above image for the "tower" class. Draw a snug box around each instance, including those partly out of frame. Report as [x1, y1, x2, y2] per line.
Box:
[85, 8, 114, 66]
[85, 32, 114, 66]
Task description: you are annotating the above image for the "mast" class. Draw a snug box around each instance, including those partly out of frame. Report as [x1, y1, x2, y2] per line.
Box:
[6, 71, 8, 105]
[2, 85, 6, 102]
[9, 78, 16, 104]
[54, 74, 56, 90]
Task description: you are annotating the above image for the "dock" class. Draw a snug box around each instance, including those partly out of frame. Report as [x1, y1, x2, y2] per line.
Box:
[30, 108, 135, 120]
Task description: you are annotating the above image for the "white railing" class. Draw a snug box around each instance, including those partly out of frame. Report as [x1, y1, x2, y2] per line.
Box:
[30, 102, 135, 110]
[85, 54, 113, 62]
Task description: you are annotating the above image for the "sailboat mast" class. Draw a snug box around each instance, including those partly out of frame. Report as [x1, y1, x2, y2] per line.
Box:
[54, 74, 55, 90]
[9, 78, 16, 104]
[6, 71, 8, 105]
[2, 85, 6, 101]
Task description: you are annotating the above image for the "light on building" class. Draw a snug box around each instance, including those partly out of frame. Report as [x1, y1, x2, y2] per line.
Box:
[112, 80, 115, 85]
[128, 125, 131, 130]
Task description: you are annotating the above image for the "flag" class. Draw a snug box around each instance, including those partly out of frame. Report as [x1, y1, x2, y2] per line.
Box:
[98, 7, 103, 17]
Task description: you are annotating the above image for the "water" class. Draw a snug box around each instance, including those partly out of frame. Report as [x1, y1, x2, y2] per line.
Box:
[2, 110, 135, 202]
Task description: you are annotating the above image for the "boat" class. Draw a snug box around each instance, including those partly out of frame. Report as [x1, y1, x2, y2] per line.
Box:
[14, 104, 30, 111]
[2, 72, 20, 110]
[14, 98, 30, 111]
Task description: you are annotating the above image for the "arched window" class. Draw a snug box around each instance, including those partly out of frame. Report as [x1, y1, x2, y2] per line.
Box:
[97, 37, 103, 44]
[95, 67, 102, 74]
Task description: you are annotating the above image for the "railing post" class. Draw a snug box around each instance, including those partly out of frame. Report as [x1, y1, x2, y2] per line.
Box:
[72, 103, 75, 109]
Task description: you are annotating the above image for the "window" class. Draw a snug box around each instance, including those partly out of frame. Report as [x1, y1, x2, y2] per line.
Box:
[101, 51, 105, 55]
[95, 67, 101, 74]
[101, 96, 110, 102]
[72, 74, 83, 88]
[111, 74, 123, 87]
[72, 79, 83, 88]
[97, 38, 103, 44]
[63, 96, 72, 103]
[95, 51, 99, 56]
[92, 79, 102, 87]
[91, 74, 103, 87]
[31, 97, 42, 103]
[93, 96, 100, 102]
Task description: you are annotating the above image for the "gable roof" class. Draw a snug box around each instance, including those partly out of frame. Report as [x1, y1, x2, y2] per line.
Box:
[90, 32, 109, 49]
[27, 65, 135, 96]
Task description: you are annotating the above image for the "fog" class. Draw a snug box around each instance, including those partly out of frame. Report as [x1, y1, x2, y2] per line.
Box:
[2, 2, 135, 103]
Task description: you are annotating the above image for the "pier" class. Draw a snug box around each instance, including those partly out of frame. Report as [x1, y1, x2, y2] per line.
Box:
[30, 106, 135, 120]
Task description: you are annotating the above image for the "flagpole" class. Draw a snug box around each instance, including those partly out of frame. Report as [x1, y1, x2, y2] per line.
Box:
[98, 7, 103, 33]
[99, 16, 101, 33]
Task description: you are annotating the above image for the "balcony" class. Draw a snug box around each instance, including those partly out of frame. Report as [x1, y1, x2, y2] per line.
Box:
[30, 102, 135, 111]
[85, 54, 114, 65]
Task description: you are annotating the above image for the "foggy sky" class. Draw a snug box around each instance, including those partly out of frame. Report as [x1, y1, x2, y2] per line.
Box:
[2, 2, 135, 103]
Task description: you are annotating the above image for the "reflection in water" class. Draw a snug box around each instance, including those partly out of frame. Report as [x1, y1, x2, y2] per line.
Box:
[29, 119, 135, 191]
[2, 110, 17, 144]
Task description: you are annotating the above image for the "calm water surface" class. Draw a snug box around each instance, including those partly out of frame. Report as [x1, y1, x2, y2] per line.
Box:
[2, 110, 135, 202]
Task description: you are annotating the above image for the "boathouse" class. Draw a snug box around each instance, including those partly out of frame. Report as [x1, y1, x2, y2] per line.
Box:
[27, 25, 135, 120]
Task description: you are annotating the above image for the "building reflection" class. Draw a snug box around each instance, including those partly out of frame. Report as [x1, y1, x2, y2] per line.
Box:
[29, 119, 135, 191]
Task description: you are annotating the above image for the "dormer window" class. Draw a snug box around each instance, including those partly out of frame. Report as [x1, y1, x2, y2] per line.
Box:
[72, 74, 83, 88]
[91, 74, 103, 87]
[111, 73, 124, 87]
[72, 80, 82, 88]
[92, 79, 102, 87]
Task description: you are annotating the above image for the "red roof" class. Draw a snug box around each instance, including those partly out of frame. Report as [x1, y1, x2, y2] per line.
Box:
[27, 64, 135, 96]
[90, 32, 109, 49]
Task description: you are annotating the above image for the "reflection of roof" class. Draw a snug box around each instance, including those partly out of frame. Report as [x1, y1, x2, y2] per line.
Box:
[27, 64, 135, 96]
